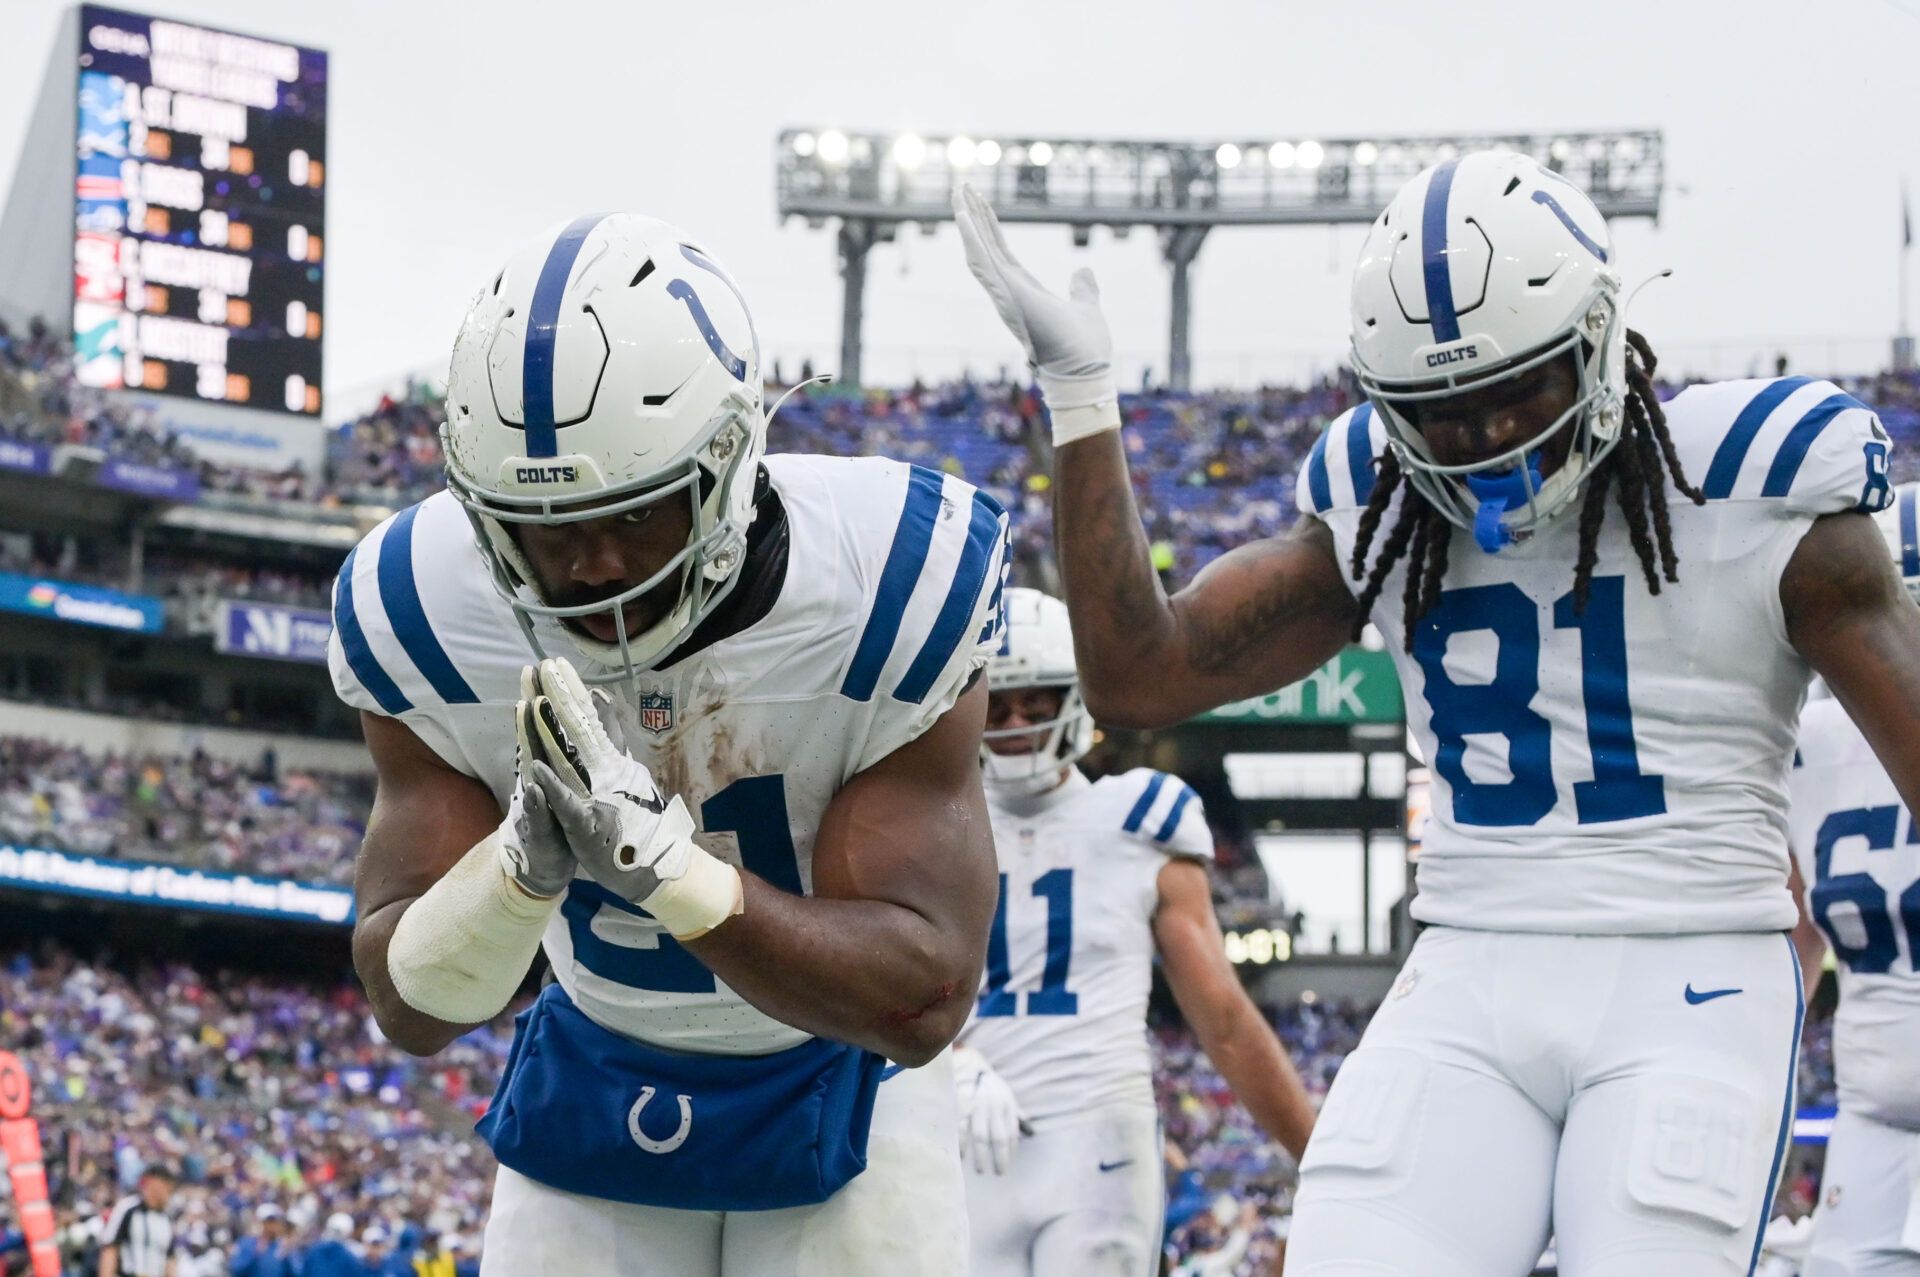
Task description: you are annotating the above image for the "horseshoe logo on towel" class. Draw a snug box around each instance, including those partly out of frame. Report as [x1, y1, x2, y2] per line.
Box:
[627, 1086, 693, 1155]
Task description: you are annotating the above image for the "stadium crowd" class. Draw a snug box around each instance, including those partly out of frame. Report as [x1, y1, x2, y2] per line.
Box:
[0, 533, 334, 613]
[0, 943, 1839, 1276]
[0, 944, 504, 1276]
[10, 309, 1920, 593]
[0, 738, 370, 886]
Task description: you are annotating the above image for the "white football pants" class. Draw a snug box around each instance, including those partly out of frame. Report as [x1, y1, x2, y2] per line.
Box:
[1286, 927, 1804, 1277]
[964, 1101, 1163, 1277]
[1805, 1107, 1920, 1277]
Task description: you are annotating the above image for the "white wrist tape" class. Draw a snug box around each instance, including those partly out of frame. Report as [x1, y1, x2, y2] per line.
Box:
[1037, 369, 1121, 446]
[387, 822, 560, 1024]
[643, 844, 744, 941]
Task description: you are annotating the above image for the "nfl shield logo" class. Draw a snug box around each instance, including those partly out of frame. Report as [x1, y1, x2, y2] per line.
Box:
[639, 692, 674, 736]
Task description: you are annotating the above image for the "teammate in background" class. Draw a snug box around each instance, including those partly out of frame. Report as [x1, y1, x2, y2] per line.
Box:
[953, 589, 1316, 1277]
[955, 150, 1920, 1277]
[329, 214, 1009, 1275]
[1786, 482, 1920, 1277]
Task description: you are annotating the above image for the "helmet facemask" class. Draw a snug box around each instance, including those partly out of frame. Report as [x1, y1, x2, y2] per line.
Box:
[444, 387, 764, 684]
[1358, 280, 1628, 554]
[981, 681, 1095, 797]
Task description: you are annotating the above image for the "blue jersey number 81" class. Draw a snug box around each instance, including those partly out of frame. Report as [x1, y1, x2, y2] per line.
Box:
[1412, 575, 1666, 827]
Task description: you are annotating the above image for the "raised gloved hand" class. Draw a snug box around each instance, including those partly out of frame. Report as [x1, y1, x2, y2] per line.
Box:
[952, 183, 1119, 445]
[521, 658, 743, 939]
[496, 665, 581, 900]
[952, 1045, 1030, 1174]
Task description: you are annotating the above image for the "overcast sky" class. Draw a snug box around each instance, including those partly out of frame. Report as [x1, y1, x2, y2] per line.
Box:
[3, 0, 1917, 414]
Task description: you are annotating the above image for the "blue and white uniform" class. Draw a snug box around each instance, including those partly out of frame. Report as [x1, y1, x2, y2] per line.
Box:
[1789, 696, 1920, 1276]
[329, 455, 1008, 1277]
[961, 767, 1210, 1277]
[1285, 378, 1893, 1277]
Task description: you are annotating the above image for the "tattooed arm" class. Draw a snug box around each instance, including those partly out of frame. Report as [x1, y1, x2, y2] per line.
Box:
[1053, 433, 1359, 728]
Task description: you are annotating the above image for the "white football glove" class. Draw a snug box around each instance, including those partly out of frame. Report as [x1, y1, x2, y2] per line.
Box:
[952, 1045, 1029, 1175]
[496, 665, 580, 900]
[521, 658, 743, 939]
[953, 183, 1120, 444]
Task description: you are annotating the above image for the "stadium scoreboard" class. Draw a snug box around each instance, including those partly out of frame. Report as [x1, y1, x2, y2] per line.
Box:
[70, 6, 327, 416]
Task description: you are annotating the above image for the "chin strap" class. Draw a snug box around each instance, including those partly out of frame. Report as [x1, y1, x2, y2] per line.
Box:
[1463, 454, 1545, 554]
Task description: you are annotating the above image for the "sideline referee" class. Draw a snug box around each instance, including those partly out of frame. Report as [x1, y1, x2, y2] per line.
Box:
[98, 1165, 177, 1277]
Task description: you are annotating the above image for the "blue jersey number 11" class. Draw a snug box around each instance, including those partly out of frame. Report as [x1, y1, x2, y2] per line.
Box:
[977, 868, 1079, 1017]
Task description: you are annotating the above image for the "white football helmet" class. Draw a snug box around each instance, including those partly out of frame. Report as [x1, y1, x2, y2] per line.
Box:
[982, 588, 1095, 794]
[1351, 150, 1628, 553]
[442, 214, 763, 680]
[1874, 481, 1920, 605]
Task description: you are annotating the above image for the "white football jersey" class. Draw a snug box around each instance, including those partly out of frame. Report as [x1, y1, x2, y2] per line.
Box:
[963, 767, 1211, 1121]
[1788, 697, 1920, 1128]
[328, 454, 1010, 1055]
[1298, 376, 1894, 934]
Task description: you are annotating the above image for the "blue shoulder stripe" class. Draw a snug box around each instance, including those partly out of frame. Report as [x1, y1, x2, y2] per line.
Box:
[1760, 392, 1869, 498]
[332, 546, 411, 715]
[1900, 486, 1919, 578]
[978, 547, 1011, 650]
[1305, 429, 1333, 513]
[841, 466, 946, 702]
[1122, 772, 1168, 835]
[894, 490, 1007, 704]
[376, 506, 479, 705]
[1345, 404, 1377, 507]
[1701, 377, 1814, 499]
[1153, 784, 1198, 844]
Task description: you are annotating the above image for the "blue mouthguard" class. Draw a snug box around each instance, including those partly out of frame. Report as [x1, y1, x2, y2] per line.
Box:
[1462, 455, 1545, 554]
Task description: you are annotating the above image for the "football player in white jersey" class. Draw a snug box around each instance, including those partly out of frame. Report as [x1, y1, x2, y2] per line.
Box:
[950, 587, 1317, 1276]
[953, 151, 1920, 1277]
[1787, 481, 1920, 1277]
[327, 214, 1010, 1276]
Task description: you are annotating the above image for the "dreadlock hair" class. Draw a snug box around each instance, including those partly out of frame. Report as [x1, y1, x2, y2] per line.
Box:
[1347, 329, 1704, 649]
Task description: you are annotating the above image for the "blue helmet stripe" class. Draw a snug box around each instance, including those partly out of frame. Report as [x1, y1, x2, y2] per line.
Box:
[1345, 403, 1377, 506]
[1420, 160, 1463, 344]
[895, 491, 1007, 705]
[377, 505, 479, 705]
[1122, 772, 1168, 834]
[1761, 392, 1868, 498]
[841, 466, 946, 702]
[522, 214, 606, 459]
[332, 546, 411, 715]
[1529, 190, 1609, 263]
[1701, 377, 1815, 499]
[1901, 485, 1919, 579]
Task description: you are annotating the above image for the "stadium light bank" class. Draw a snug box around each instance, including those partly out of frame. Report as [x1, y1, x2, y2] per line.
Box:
[774, 128, 1663, 390]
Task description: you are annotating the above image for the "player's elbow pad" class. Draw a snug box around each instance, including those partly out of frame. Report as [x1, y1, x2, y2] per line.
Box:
[386, 822, 560, 1024]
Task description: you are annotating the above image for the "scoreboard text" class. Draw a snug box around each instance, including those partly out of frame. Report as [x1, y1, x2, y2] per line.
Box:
[71, 6, 327, 416]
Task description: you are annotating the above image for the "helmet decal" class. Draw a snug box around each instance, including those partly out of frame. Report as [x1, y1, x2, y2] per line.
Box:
[1530, 189, 1610, 263]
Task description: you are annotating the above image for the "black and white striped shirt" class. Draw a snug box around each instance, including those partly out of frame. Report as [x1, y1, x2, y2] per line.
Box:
[101, 1194, 173, 1277]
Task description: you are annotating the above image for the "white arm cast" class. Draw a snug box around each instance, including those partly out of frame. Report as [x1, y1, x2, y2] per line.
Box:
[386, 821, 561, 1024]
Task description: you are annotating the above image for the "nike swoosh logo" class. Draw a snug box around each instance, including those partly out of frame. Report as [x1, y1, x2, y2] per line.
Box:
[1684, 985, 1743, 1005]
[1097, 1159, 1133, 1173]
[616, 789, 668, 815]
